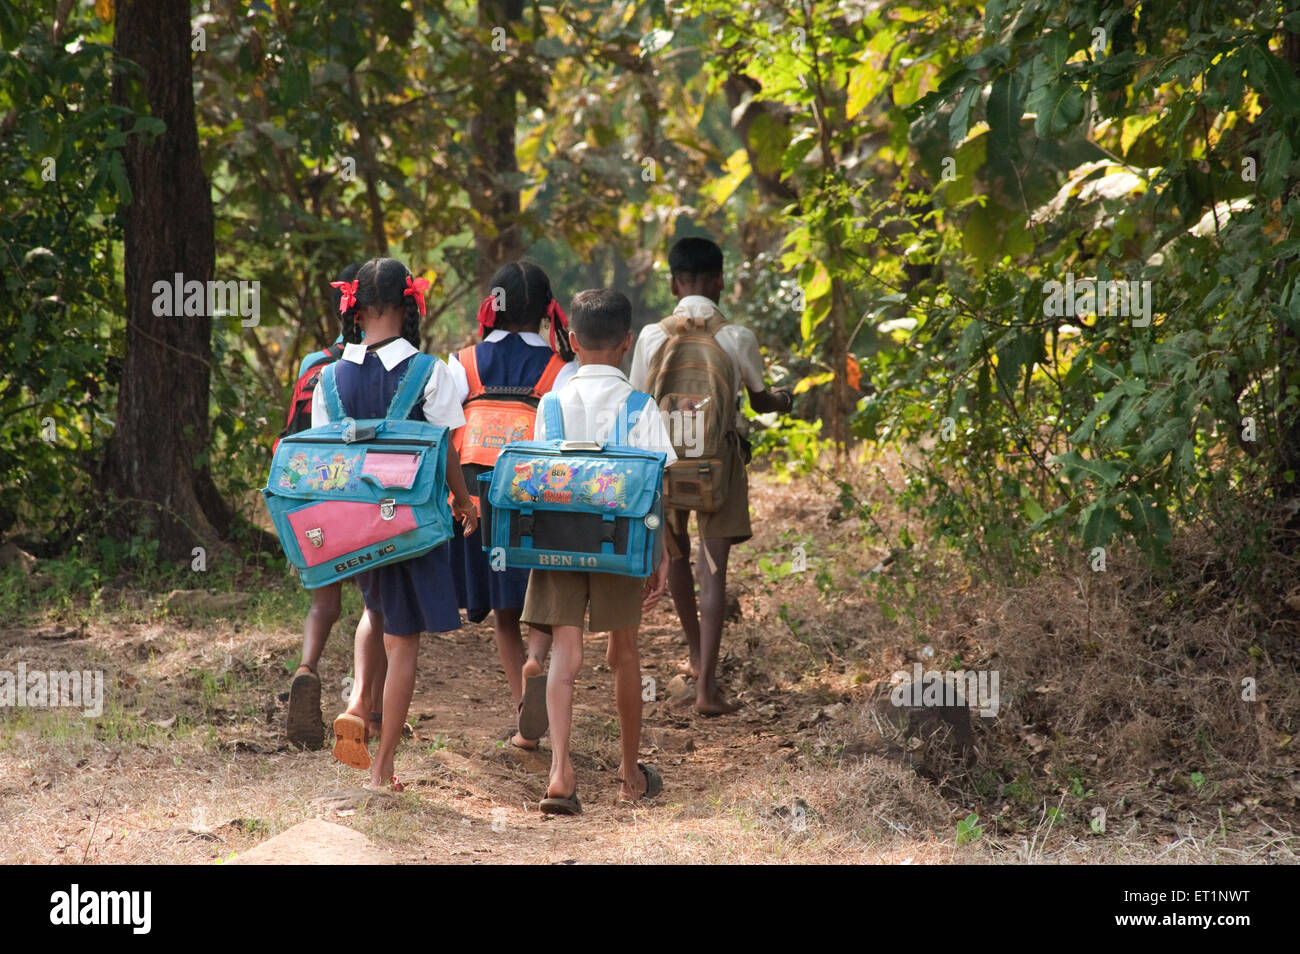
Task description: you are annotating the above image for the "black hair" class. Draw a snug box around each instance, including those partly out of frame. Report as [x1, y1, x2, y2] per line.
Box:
[331, 262, 363, 344]
[569, 288, 631, 349]
[343, 257, 422, 348]
[486, 261, 550, 331]
[484, 260, 575, 362]
[668, 236, 724, 280]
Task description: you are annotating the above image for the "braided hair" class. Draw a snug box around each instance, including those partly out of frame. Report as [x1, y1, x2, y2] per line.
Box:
[343, 258, 422, 348]
[330, 262, 363, 344]
[486, 260, 575, 362]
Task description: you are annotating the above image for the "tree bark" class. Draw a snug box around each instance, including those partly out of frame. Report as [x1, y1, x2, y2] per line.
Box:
[468, 0, 525, 287]
[103, 0, 228, 560]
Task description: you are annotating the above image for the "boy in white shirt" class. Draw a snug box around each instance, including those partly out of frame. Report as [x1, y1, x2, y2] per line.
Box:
[523, 289, 677, 813]
[630, 237, 792, 716]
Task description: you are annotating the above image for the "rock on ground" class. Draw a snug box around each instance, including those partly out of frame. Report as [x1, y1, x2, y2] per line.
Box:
[226, 819, 392, 865]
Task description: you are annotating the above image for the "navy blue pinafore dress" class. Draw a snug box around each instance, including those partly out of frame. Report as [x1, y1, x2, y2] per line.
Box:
[333, 350, 462, 637]
[450, 335, 557, 622]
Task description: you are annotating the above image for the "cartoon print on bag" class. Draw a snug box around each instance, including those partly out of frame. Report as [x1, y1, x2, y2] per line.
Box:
[302, 451, 362, 492]
[579, 464, 627, 509]
[542, 462, 574, 503]
[279, 452, 311, 489]
[510, 460, 547, 501]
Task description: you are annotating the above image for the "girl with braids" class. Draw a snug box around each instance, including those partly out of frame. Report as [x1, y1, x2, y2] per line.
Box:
[284, 262, 391, 750]
[448, 260, 577, 750]
[314, 257, 478, 790]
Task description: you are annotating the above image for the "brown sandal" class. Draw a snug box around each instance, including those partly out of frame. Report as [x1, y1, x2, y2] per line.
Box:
[332, 713, 370, 770]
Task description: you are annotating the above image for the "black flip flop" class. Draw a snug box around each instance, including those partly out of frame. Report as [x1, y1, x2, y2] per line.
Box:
[639, 763, 663, 798]
[517, 674, 548, 741]
[286, 668, 323, 749]
[619, 762, 663, 801]
[540, 790, 582, 815]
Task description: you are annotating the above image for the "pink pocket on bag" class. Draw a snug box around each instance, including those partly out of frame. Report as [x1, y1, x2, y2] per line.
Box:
[361, 451, 422, 489]
[287, 500, 418, 566]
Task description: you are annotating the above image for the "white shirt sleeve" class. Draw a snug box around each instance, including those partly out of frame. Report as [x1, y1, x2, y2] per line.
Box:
[628, 325, 662, 391]
[446, 350, 470, 406]
[421, 359, 467, 429]
[310, 385, 328, 428]
[725, 326, 767, 393]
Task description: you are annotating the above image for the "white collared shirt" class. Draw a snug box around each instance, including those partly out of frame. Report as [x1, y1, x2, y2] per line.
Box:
[533, 364, 677, 461]
[628, 295, 766, 395]
[445, 329, 578, 405]
[310, 337, 466, 429]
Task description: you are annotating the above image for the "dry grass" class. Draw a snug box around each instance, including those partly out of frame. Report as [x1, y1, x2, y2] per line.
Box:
[0, 451, 1296, 864]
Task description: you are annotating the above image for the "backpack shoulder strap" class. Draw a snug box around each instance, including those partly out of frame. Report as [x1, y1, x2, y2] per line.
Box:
[530, 353, 567, 398]
[613, 390, 652, 445]
[458, 346, 483, 399]
[541, 392, 565, 440]
[387, 353, 436, 420]
[318, 363, 346, 422]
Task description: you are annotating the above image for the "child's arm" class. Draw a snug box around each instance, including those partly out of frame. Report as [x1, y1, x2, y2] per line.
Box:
[642, 530, 669, 611]
[445, 442, 478, 535]
[748, 386, 793, 414]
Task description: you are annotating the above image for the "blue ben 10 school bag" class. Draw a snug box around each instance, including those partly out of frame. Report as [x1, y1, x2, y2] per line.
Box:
[479, 391, 667, 577]
[262, 352, 454, 588]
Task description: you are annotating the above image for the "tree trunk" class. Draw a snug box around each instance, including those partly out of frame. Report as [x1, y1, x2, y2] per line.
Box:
[103, 0, 228, 561]
[468, 0, 525, 287]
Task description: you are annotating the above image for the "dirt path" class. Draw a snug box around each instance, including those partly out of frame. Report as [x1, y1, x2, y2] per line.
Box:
[1, 471, 1292, 864]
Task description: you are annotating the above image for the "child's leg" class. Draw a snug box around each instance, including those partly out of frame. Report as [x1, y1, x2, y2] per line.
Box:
[357, 609, 387, 731]
[606, 626, 647, 800]
[525, 625, 552, 677]
[298, 582, 342, 675]
[345, 608, 385, 722]
[492, 608, 527, 705]
[371, 631, 419, 787]
[695, 537, 737, 715]
[665, 528, 700, 676]
[545, 625, 584, 799]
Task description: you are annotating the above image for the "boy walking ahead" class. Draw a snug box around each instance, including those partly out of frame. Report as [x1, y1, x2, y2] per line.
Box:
[522, 289, 677, 813]
[630, 237, 792, 716]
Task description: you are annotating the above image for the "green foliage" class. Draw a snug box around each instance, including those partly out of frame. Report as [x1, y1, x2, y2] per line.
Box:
[0, 5, 134, 543]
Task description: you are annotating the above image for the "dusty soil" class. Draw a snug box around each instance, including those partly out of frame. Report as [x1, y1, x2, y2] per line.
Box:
[1, 466, 1295, 864]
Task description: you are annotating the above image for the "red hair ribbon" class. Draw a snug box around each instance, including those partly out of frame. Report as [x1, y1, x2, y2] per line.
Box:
[404, 275, 430, 318]
[476, 293, 499, 337]
[546, 298, 569, 352]
[330, 279, 358, 314]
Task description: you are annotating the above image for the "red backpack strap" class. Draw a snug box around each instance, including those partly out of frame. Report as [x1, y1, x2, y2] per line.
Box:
[458, 346, 483, 400]
[530, 353, 567, 398]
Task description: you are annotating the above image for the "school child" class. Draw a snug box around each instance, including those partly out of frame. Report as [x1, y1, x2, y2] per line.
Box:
[282, 263, 386, 750]
[521, 289, 677, 814]
[448, 261, 576, 749]
[318, 257, 479, 790]
[629, 237, 793, 716]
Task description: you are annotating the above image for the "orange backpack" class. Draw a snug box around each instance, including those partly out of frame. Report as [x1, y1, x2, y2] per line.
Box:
[452, 345, 566, 475]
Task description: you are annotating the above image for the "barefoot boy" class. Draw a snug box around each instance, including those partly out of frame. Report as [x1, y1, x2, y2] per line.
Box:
[630, 237, 792, 716]
[522, 289, 676, 814]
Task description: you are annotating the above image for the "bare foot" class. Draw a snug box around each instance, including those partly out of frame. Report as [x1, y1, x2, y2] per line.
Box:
[695, 693, 739, 717]
[522, 656, 543, 680]
[618, 764, 646, 801]
[510, 732, 539, 750]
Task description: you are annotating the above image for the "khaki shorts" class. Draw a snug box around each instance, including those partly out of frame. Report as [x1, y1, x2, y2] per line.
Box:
[522, 569, 646, 632]
[666, 440, 752, 543]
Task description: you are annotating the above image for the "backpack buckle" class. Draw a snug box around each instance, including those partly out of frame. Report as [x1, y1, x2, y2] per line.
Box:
[379, 499, 396, 521]
[306, 528, 324, 548]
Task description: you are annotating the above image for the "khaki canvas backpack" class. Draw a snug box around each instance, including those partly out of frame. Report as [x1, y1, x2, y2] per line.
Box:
[643, 309, 735, 513]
